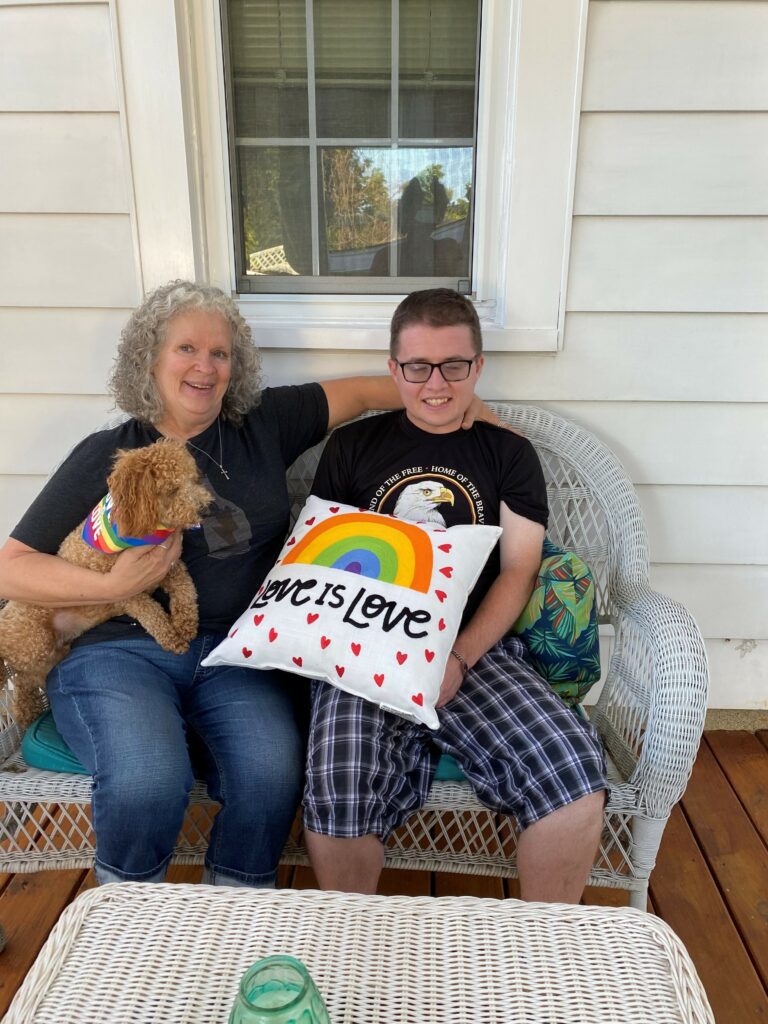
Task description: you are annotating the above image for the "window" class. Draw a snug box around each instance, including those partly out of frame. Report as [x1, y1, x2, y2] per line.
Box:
[221, 0, 481, 293]
[121, 1, 585, 352]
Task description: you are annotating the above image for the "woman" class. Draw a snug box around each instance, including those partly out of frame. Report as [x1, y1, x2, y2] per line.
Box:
[0, 280, 488, 888]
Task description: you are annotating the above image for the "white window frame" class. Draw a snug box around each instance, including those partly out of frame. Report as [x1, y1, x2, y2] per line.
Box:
[116, 0, 587, 353]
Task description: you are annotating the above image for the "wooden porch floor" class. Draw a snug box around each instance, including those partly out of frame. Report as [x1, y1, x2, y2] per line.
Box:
[1, 729, 767, 1023]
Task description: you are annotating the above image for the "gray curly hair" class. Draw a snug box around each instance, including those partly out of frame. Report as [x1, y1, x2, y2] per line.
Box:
[108, 280, 262, 426]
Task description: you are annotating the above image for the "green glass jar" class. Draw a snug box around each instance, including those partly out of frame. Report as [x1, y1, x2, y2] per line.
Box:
[229, 955, 331, 1024]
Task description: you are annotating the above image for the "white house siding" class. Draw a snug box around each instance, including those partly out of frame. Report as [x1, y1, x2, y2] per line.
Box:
[0, 1, 139, 538]
[259, 1, 768, 709]
[1, 0, 766, 708]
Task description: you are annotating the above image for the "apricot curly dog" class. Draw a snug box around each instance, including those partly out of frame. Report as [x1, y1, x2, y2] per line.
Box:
[0, 439, 210, 730]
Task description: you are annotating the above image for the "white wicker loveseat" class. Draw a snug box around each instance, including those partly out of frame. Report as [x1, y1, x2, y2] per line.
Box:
[0, 402, 708, 908]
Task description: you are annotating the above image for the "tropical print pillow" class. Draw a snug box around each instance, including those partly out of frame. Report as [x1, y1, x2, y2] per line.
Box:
[512, 538, 601, 705]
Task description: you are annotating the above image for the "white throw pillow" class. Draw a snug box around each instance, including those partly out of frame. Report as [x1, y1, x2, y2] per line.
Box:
[203, 496, 501, 728]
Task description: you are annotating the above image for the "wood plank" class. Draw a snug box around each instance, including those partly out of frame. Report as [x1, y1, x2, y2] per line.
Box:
[434, 872, 504, 899]
[681, 741, 768, 990]
[637, 485, 768, 566]
[0, 477, 48, 544]
[706, 731, 768, 846]
[758, 731, 768, 755]
[582, 885, 629, 909]
[568, 217, 768, 314]
[378, 868, 431, 897]
[504, 878, 521, 900]
[705, 640, 768, 709]
[288, 863, 431, 897]
[0, 113, 128, 214]
[583, 1, 768, 112]
[0, 869, 86, 1017]
[76, 869, 98, 895]
[292, 865, 319, 890]
[276, 864, 295, 889]
[0, 308, 128, 394]
[649, 805, 768, 1024]
[576, 113, 768, 216]
[0, 214, 139, 308]
[0, 4, 118, 111]
[166, 864, 203, 884]
[649, 569, 768, 643]
[0, 395, 114, 476]
[551, 402, 767, 486]
[263, 312, 768, 403]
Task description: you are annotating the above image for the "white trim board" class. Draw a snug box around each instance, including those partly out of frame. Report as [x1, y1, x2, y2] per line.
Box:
[127, 0, 589, 351]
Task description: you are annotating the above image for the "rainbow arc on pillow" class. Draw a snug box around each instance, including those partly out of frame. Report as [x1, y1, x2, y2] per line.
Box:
[282, 512, 433, 593]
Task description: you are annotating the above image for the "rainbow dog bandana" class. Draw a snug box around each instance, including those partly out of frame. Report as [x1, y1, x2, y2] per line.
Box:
[81, 493, 173, 553]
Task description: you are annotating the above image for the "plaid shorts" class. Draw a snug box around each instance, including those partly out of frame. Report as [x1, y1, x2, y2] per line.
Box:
[302, 635, 607, 839]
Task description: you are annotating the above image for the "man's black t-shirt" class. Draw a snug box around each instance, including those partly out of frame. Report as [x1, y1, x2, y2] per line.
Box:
[312, 411, 548, 623]
[12, 384, 328, 646]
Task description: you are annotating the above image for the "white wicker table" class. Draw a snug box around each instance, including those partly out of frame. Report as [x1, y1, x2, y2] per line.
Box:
[3, 884, 713, 1024]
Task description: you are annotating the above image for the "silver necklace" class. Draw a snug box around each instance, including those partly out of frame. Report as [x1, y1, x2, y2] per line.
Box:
[186, 418, 229, 480]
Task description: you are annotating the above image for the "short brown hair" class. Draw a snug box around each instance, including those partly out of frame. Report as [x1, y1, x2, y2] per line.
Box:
[390, 288, 482, 357]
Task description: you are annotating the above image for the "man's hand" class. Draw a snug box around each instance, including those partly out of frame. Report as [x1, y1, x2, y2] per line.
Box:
[436, 654, 466, 708]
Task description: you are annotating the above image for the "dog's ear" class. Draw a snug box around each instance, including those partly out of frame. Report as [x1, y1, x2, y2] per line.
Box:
[107, 447, 160, 538]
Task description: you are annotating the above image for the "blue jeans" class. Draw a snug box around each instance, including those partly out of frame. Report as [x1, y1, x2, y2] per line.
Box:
[47, 634, 306, 887]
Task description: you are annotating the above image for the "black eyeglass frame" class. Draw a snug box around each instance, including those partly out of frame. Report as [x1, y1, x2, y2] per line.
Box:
[395, 357, 480, 383]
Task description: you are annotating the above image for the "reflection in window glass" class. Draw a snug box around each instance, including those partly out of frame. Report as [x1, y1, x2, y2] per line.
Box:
[315, 0, 391, 138]
[223, 0, 481, 291]
[320, 148, 472, 277]
[238, 148, 312, 275]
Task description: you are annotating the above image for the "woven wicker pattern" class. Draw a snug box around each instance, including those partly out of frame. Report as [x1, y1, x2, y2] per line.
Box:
[0, 404, 709, 907]
[4, 884, 714, 1024]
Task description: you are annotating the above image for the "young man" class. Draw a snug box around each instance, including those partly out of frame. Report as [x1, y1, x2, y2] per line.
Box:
[303, 289, 607, 901]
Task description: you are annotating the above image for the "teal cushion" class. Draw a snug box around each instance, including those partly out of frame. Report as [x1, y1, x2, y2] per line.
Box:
[434, 753, 466, 782]
[21, 711, 88, 774]
[512, 538, 601, 706]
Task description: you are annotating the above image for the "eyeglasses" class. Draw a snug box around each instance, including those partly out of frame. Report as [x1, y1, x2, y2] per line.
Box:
[395, 357, 478, 383]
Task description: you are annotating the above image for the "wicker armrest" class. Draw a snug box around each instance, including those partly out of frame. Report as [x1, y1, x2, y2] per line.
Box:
[592, 585, 708, 819]
[0, 683, 23, 762]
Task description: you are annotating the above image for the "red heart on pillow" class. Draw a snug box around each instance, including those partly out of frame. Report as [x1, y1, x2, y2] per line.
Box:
[268, 628, 278, 642]
[351, 642, 361, 656]
[439, 566, 453, 578]
[305, 517, 316, 526]
[242, 647, 252, 658]
[292, 656, 303, 667]
[320, 636, 331, 650]
[374, 673, 384, 687]
[396, 651, 408, 665]
[435, 590, 447, 603]
[335, 665, 345, 678]
[411, 693, 424, 706]
[438, 543, 452, 553]
[424, 650, 435, 662]
[330, 506, 339, 513]
[286, 537, 296, 546]
[230, 628, 238, 638]
[438, 618, 446, 631]
[307, 612, 319, 624]
[253, 614, 264, 626]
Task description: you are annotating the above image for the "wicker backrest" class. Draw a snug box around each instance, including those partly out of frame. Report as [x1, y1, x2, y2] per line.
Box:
[287, 402, 648, 626]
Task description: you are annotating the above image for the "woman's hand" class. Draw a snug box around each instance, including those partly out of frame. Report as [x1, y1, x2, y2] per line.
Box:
[104, 531, 183, 601]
